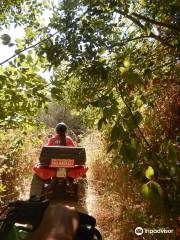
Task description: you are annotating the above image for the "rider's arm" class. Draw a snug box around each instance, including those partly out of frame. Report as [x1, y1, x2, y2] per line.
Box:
[25, 204, 79, 240]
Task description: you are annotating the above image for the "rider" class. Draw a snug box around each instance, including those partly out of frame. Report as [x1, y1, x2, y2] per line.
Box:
[30, 122, 75, 197]
[48, 122, 75, 147]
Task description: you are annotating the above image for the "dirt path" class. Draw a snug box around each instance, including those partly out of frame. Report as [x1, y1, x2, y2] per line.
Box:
[20, 132, 131, 239]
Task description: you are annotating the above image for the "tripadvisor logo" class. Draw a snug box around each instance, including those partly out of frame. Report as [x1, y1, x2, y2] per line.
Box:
[135, 226, 174, 236]
[135, 227, 144, 236]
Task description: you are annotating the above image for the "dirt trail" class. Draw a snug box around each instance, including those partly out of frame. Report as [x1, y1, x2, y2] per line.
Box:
[20, 133, 99, 215]
[47, 132, 102, 215]
[20, 132, 127, 239]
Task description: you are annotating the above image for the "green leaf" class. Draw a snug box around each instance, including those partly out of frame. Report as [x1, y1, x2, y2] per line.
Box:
[99, 48, 106, 55]
[151, 181, 163, 196]
[7, 225, 28, 240]
[168, 142, 177, 161]
[15, 49, 22, 54]
[25, 27, 35, 38]
[145, 23, 152, 36]
[135, 98, 143, 108]
[0, 183, 6, 192]
[120, 143, 138, 162]
[1, 34, 11, 45]
[144, 68, 152, 78]
[123, 59, 130, 68]
[51, 87, 60, 96]
[141, 183, 150, 198]
[111, 124, 125, 141]
[125, 116, 137, 130]
[18, 54, 26, 63]
[142, 181, 163, 200]
[111, 125, 119, 141]
[98, 117, 107, 130]
[119, 66, 127, 74]
[145, 166, 154, 180]
[126, 72, 141, 86]
[111, 52, 118, 58]
[8, 43, 14, 47]
[15, 38, 24, 48]
[98, 57, 106, 63]
[140, 0, 146, 5]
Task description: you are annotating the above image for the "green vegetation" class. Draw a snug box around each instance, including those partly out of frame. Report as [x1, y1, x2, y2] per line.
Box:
[0, 0, 179, 238]
[47, 0, 180, 220]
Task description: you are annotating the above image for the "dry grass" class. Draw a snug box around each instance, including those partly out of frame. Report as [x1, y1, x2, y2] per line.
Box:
[82, 131, 178, 240]
[0, 128, 49, 203]
[81, 131, 148, 240]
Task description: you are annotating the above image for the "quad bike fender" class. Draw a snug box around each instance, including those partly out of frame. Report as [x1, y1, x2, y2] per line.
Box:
[67, 166, 88, 179]
[33, 164, 56, 180]
[33, 165, 88, 180]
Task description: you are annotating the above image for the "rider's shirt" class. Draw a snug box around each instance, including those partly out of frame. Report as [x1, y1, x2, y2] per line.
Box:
[48, 134, 75, 147]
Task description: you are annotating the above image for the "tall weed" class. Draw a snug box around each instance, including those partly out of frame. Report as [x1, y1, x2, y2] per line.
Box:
[0, 128, 48, 204]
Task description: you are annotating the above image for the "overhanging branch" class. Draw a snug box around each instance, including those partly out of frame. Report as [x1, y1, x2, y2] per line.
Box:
[117, 9, 179, 51]
[0, 10, 88, 66]
[132, 12, 180, 32]
[0, 32, 58, 66]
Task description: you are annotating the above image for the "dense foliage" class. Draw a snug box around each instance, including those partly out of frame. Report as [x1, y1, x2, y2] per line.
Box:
[42, 0, 180, 219]
[0, 1, 51, 128]
[0, 0, 48, 28]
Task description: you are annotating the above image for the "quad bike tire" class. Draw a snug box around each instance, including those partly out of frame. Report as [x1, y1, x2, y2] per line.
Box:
[77, 177, 88, 203]
[30, 174, 44, 197]
[52, 177, 87, 201]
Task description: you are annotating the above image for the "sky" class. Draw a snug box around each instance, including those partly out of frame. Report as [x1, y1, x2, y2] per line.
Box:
[0, 1, 56, 79]
[0, 27, 51, 80]
[0, 26, 25, 64]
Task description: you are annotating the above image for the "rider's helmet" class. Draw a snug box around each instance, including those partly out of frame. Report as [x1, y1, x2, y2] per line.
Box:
[55, 122, 67, 134]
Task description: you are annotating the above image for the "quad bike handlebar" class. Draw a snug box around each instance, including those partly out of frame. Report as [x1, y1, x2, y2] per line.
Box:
[0, 197, 102, 240]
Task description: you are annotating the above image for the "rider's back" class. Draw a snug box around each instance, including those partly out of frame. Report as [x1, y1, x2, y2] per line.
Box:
[48, 134, 75, 147]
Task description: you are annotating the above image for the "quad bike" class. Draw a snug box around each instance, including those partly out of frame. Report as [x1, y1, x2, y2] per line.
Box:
[0, 197, 102, 240]
[30, 146, 88, 200]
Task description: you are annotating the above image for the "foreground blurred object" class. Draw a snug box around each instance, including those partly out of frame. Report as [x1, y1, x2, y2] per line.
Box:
[0, 198, 102, 240]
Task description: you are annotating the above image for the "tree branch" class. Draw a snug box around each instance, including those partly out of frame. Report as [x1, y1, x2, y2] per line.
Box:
[111, 35, 153, 48]
[119, 88, 151, 148]
[117, 9, 178, 51]
[132, 12, 180, 32]
[0, 32, 58, 66]
[118, 86, 177, 185]
[0, 10, 88, 66]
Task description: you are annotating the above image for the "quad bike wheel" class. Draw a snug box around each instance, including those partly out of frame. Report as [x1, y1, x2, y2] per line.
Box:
[30, 174, 44, 197]
[77, 177, 88, 203]
[52, 177, 87, 201]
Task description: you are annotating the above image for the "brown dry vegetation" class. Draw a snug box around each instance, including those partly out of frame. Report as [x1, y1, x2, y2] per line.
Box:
[82, 132, 144, 240]
[0, 128, 48, 204]
[83, 132, 177, 240]
[143, 82, 180, 145]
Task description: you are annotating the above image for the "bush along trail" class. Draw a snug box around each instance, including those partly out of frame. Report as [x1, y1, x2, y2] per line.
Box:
[83, 132, 179, 240]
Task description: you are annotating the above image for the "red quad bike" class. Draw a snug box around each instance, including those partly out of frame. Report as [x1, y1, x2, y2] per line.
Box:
[30, 146, 88, 200]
